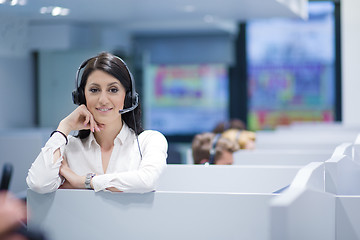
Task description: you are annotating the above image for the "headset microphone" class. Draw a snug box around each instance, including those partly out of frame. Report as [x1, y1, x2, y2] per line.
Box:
[74, 54, 139, 115]
[119, 93, 139, 114]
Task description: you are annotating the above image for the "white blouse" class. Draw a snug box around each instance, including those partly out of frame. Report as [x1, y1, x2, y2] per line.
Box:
[26, 124, 168, 194]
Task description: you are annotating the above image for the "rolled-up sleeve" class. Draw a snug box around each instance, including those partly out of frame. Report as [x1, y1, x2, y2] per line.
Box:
[92, 131, 168, 193]
[26, 132, 66, 194]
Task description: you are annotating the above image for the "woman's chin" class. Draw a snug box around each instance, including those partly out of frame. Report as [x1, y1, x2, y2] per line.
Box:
[94, 121, 106, 130]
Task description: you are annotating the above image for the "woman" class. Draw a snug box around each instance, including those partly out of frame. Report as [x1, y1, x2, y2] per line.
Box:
[27, 52, 168, 193]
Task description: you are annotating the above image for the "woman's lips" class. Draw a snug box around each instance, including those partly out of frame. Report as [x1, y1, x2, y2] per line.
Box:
[96, 107, 113, 112]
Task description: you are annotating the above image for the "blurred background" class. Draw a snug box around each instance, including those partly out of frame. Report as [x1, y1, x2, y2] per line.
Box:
[2, 0, 360, 193]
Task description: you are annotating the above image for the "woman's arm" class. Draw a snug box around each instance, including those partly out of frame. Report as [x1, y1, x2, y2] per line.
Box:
[92, 131, 168, 193]
[52, 130, 167, 193]
[26, 133, 67, 193]
[26, 105, 100, 194]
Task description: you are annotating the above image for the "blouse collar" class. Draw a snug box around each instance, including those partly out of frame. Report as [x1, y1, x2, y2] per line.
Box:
[85, 122, 132, 148]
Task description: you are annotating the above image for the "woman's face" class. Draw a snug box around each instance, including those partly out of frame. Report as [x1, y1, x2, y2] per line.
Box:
[215, 150, 234, 165]
[84, 70, 126, 126]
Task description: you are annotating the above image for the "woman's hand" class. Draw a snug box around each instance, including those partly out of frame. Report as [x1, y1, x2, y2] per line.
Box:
[57, 104, 100, 136]
[59, 157, 86, 189]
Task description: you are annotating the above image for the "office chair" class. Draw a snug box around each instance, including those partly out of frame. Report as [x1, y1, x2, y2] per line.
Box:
[0, 162, 13, 190]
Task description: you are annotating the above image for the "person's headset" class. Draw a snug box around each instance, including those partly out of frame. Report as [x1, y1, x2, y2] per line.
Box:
[72, 55, 139, 115]
[72, 54, 142, 159]
[208, 133, 221, 164]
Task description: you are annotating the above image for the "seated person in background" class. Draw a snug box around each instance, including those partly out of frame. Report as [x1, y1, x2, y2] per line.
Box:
[213, 119, 256, 150]
[192, 132, 239, 165]
[222, 128, 256, 150]
[27, 52, 168, 194]
[212, 119, 246, 133]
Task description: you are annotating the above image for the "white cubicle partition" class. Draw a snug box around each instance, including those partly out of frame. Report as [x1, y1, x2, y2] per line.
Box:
[324, 145, 360, 240]
[27, 190, 274, 240]
[270, 162, 335, 240]
[352, 133, 360, 164]
[325, 152, 360, 195]
[233, 149, 331, 166]
[276, 122, 360, 132]
[28, 164, 306, 240]
[330, 142, 353, 158]
[157, 164, 301, 193]
[335, 196, 360, 240]
[255, 130, 357, 151]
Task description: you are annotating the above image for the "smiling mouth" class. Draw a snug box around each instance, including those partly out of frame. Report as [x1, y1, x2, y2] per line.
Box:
[96, 108, 113, 112]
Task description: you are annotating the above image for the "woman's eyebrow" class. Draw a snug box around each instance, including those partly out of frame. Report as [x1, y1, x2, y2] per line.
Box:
[87, 83, 100, 87]
[108, 82, 121, 87]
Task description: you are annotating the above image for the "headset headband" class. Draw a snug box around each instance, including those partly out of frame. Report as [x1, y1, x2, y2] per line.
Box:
[74, 54, 138, 112]
[209, 133, 221, 164]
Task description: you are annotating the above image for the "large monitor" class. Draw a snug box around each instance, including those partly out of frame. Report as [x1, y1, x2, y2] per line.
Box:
[247, 1, 336, 130]
[143, 64, 229, 135]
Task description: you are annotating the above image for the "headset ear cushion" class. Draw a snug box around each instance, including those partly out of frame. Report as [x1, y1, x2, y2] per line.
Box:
[72, 89, 79, 105]
[78, 88, 85, 105]
[124, 91, 133, 108]
[72, 88, 85, 105]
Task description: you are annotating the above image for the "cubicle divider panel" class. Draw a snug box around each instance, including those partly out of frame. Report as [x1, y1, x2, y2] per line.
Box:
[270, 162, 335, 240]
[233, 149, 331, 166]
[157, 165, 301, 193]
[270, 188, 335, 240]
[353, 133, 360, 164]
[325, 154, 360, 195]
[336, 196, 360, 240]
[28, 189, 275, 240]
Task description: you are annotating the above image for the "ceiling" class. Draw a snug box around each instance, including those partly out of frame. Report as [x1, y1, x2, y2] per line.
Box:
[0, 0, 307, 33]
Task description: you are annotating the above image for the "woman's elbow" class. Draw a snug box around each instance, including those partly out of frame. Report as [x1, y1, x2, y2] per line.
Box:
[26, 176, 59, 194]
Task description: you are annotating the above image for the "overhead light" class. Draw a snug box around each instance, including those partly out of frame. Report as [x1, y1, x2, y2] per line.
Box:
[183, 5, 196, 13]
[40, 6, 70, 16]
[204, 15, 215, 23]
[0, 0, 26, 6]
[51, 7, 62, 16]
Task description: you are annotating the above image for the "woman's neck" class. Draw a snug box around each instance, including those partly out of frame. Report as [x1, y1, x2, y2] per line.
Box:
[94, 121, 123, 150]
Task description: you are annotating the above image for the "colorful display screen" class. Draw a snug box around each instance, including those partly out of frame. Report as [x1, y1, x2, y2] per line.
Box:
[144, 64, 229, 135]
[247, 1, 335, 130]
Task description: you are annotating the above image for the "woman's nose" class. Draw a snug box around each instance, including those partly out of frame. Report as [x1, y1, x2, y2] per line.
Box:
[98, 91, 109, 104]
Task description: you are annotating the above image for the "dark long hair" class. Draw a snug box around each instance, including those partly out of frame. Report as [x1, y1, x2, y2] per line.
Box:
[77, 52, 143, 139]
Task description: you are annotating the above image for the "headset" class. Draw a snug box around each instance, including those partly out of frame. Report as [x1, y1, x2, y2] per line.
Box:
[72, 54, 142, 159]
[208, 133, 221, 164]
[72, 55, 139, 115]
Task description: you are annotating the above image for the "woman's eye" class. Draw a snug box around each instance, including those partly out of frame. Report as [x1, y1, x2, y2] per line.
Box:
[109, 88, 118, 93]
[89, 88, 99, 93]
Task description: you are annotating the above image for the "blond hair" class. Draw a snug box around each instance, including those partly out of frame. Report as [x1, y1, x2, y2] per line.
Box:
[221, 129, 256, 149]
[192, 132, 239, 164]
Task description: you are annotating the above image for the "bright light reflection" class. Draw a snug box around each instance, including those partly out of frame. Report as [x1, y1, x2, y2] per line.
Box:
[40, 6, 70, 16]
[10, 0, 18, 6]
[184, 5, 195, 13]
[51, 7, 62, 16]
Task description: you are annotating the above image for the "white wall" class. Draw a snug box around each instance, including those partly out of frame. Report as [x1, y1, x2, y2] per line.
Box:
[342, 0, 360, 126]
[0, 18, 131, 129]
[0, 17, 35, 129]
[0, 54, 35, 129]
